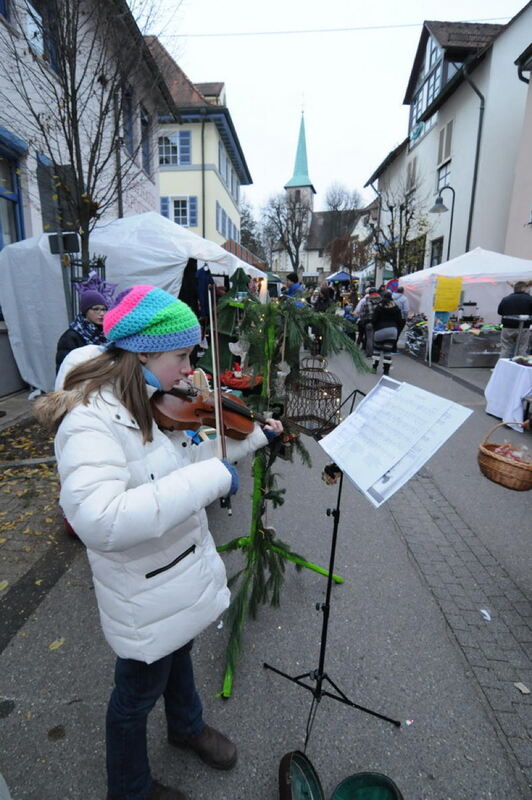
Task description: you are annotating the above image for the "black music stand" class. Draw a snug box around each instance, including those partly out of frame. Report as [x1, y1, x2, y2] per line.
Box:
[263, 387, 401, 746]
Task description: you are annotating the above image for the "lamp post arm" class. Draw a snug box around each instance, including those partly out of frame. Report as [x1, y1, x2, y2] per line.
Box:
[441, 185, 456, 261]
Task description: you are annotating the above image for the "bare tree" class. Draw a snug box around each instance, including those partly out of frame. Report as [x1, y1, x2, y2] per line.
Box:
[325, 182, 361, 213]
[373, 181, 432, 278]
[0, 0, 173, 269]
[261, 192, 311, 271]
[327, 233, 373, 275]
[239, 199, 266, 261]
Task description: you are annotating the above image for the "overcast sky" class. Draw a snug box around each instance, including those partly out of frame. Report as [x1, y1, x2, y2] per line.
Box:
[157, 0, 525, 213]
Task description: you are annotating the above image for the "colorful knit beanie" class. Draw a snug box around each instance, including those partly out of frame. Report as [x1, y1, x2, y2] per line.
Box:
[103, 285, 200, 352]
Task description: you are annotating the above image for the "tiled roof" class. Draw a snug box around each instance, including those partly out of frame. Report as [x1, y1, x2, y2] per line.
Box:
[425, 20, 504, 50]
[306, 209, 361, 251]
[145, 37, 211, 108]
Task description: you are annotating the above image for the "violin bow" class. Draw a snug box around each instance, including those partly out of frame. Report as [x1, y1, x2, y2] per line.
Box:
[207, 283, 232, 516]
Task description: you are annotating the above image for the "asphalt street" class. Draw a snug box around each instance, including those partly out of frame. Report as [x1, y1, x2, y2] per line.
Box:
[0, 351, 531, 799]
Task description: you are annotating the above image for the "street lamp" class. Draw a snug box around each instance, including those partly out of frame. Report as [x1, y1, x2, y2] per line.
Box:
[429, 184, 456, 262]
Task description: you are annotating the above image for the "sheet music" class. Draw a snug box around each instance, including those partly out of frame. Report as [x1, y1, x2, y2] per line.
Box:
[319, 378, 472, 508]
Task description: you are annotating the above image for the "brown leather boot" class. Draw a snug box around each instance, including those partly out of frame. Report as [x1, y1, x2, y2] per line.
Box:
[107, 780, 189, 800]
[168, 724, 237, 770]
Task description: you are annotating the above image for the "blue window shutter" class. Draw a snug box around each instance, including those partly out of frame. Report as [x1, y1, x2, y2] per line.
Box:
[216, 201, 220, 233]
[188, 196, 197, 226]
[160, 196, 170, 218]
[179, 131, 191, 165]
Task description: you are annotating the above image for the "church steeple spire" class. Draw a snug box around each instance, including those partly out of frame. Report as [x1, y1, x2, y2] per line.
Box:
[284, 113, 316, 194]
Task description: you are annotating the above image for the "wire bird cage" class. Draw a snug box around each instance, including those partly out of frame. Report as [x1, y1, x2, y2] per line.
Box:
[284, 356, 342, 436]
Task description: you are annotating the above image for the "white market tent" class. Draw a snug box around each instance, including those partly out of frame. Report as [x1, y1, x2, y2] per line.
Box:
[0, 212, 264, 392]
[399, 247, 532, 366]
[399, 247, 532, 319]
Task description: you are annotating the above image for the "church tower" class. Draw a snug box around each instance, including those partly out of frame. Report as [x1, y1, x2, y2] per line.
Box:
[284, 113, 316, 209]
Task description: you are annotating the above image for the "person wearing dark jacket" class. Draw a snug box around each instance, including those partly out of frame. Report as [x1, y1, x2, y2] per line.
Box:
[497, 282, 532, 358]
[371, 291, 402, 374]
[55, 289, 108, 371]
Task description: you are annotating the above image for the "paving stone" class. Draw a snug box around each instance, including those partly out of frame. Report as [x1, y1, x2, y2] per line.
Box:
[472, 665, 502, 689]
[507, 737, 532, 767]
[497, 711, 528, 738]
[483, 686, 514, 712]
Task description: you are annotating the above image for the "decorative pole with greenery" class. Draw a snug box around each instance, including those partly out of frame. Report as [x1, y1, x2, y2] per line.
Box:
[209, 274, 366, 697]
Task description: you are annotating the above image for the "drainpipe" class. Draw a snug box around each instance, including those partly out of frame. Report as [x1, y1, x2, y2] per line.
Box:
[517, 65, 530, 84]
[201, 109, 206, 237]
[461, 61, 485, 251]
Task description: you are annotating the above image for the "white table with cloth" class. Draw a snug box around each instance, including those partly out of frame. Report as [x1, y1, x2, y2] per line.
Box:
[484, 359, 532, 432]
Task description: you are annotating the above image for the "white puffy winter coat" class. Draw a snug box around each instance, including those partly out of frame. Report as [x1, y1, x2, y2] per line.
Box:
[53, 347, 268, 663]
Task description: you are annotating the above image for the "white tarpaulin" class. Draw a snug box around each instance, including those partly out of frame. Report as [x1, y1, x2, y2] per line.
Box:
[399, 248, 532, 366]
[399, 247, 532, 320]
[0, 212, 264, 392]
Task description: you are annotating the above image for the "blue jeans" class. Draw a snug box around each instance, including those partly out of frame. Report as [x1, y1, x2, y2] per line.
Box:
[106, 641, 204, 799]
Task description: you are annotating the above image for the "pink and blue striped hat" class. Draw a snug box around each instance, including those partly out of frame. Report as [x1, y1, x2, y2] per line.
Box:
[103, 285, 200, 352]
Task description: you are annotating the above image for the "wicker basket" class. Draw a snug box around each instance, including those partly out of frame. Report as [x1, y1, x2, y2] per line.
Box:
[478, 422, 532, 491]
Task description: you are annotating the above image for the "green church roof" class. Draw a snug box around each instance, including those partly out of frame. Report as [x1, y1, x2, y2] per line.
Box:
[284, 114, 316, 193]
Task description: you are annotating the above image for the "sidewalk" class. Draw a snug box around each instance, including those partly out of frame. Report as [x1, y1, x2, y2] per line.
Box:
[0, 353, 530, 799]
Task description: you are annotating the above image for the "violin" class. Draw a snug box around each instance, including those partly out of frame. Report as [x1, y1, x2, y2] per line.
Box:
[150, 382, 269, 440]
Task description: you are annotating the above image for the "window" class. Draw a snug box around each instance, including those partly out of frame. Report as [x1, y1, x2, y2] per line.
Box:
[406, 157, 417, 193]
[0, 0, 9, 19]
[122, 90, 134, 156]
[430, 237, 444, 267]
[426, 68, 441, 105]
[140, 106, 151, 176]
[428, 39, 440, 69]
[26, 1, 57, 69]
[217, 139, 239, 202]
[215, 200, 238, 240]
[160, 196, 197, 227]
[403, 234, 426, 274]
[0, 153, 21, 249]
[158, 131, 191, 166]
[437, 120, 453, 165]
[437, 161, 451, 192]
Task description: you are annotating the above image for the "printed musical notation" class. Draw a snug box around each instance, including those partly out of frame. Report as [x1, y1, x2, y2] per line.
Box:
[319, 377, 472, 508]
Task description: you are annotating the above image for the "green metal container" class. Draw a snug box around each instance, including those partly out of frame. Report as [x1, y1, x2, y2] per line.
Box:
[279, 751, 404, 800]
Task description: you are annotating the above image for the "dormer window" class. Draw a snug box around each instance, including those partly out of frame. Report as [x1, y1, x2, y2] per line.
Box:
[409, 35, 442, 142]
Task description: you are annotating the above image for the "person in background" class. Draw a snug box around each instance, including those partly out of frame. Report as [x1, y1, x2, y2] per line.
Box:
[356, 287, 382, 355]
[55, 289, 108, 371]
[497, 281, 532, 359]
[392, 286, 410, 341]
[36, 286, 283, 800]
[371, 290, 402, 375]
[284, 272, 304, 297]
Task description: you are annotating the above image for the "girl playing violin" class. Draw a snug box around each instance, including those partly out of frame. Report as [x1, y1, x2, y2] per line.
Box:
[36, 285, 282, 800]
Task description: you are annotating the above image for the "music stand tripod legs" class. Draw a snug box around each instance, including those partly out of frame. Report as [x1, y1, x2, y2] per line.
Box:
[263, 387, 401, 745]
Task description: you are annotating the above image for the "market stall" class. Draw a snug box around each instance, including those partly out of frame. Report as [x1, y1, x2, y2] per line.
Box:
[400, 248, 532, 367]
[0, 212, 265, 393]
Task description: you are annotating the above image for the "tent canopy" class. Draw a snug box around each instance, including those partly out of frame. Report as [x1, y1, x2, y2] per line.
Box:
[399, 247, 532, 319]
[0, 212, 265, 392]
[326, 269, 352, 282]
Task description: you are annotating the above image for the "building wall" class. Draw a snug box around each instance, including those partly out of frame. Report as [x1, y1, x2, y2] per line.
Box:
[375, 7, 532, 269]
[472, 5, 531, 253]
[158, 121, 241, 245]
[505, 75, 532, 258]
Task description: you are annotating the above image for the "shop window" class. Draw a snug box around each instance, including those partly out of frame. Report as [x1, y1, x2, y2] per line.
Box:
[430, 237, 443, 267]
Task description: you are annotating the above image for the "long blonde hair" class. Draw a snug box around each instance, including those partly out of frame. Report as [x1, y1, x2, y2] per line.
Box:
[63, 349, 154, 442]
